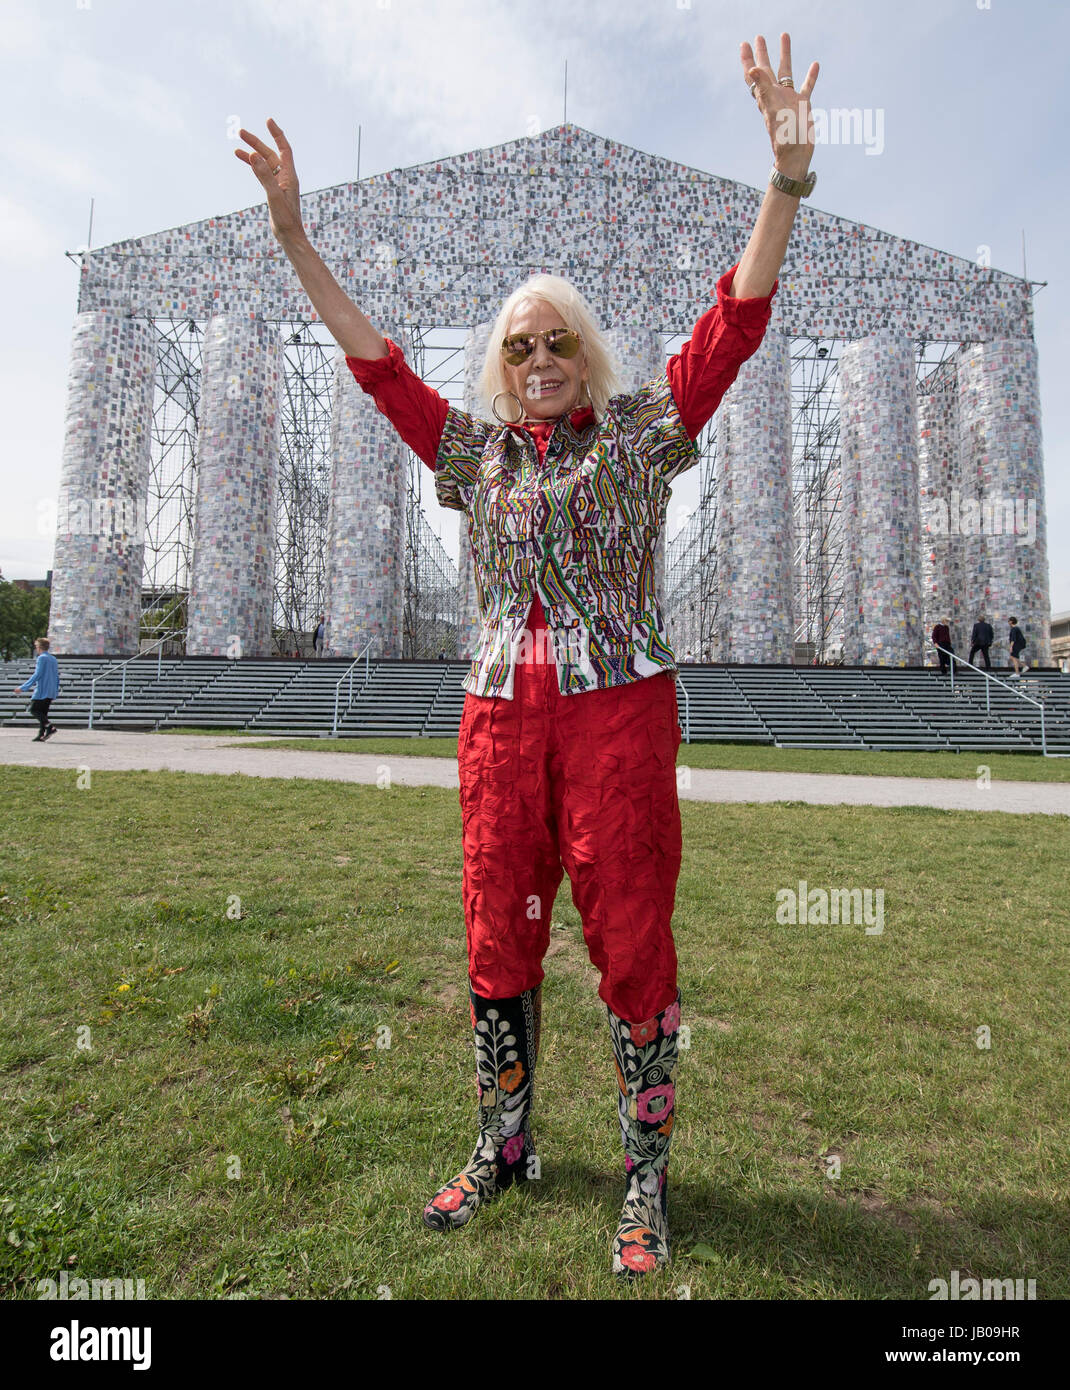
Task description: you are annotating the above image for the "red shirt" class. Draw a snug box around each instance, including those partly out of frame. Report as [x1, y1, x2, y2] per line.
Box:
[346, 262, 777, 468]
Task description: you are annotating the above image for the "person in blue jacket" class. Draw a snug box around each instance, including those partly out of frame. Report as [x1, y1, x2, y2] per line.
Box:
[14, 637, 60, 741]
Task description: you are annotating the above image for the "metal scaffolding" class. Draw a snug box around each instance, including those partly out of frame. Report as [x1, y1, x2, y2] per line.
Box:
[404, 502, 460, 657]
[791, 337, 844, 663]
[275, 324, 334, 653]
[402, 326, 462, 657]
[143, 318, 201, 648]
[140, 319, 461, 658]
[665, 335, 851, 664]
[663, 418, 719, 662]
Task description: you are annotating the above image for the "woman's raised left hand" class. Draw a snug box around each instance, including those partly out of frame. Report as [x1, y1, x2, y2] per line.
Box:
[741, 32, 819, 179]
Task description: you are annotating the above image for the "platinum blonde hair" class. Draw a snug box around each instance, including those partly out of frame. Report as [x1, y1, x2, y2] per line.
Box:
[478, 274, 620, 420]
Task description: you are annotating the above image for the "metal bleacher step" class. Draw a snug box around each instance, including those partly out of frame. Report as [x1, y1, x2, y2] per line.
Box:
[3, 656, 1067, 754]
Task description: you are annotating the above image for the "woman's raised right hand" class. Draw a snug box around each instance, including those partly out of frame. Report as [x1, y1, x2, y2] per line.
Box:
[235, 118, 305, 245]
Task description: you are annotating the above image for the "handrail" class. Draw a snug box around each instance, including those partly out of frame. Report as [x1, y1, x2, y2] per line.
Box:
[421, 658, 456, 738]
[936, 645, 1067, 758]
[677, 671, 691, 744]
[331, 639, 374, 737]
[89, 633, 183, 729]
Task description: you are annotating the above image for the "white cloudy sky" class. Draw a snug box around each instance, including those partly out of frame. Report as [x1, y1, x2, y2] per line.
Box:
[2, 0, 1068, 615]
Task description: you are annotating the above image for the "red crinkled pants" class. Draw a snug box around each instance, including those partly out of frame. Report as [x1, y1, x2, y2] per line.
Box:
[458, 592, 683, 1023]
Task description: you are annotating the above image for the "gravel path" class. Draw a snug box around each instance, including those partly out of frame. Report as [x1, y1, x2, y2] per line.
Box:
[2, 729, 1065, 815]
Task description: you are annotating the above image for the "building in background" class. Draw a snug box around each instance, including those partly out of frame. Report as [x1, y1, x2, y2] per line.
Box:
[48, 126, 1049, 665]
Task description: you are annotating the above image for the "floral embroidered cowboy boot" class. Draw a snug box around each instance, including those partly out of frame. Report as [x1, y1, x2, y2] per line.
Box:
[422, 984, 541, 1231]
[606, 990, 681, 1277]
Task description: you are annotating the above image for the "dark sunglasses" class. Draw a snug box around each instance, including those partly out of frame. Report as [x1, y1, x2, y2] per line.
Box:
[501, 328, 582, 366]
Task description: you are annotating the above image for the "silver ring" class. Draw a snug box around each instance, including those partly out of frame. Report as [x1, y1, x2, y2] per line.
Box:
[273, 165, 281, 175]
[748, 81, 757, 98]
[778, 77, 794, 87]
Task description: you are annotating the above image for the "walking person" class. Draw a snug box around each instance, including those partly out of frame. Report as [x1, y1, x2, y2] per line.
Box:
[931, 619, 953, 675]
[313, 614, 326, 657]
[14, 637, 60, 741]
[237, 30, 819, 1278]
[1008, 617, 1029, 676]
[969, 615, 993, 670]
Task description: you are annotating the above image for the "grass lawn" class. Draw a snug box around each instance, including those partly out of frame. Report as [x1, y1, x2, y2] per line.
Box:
[172, 730, 1070, 784]
[1, 766, 1066, 1300]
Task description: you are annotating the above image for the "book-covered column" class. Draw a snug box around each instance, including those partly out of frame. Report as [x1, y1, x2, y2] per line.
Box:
[711, 328, 794, 663]
[839, 332, 922, 665]
[326, 325, 408, 658]
[957, 340, 1049, 666]
[49, 313, 156, 655]
[917, 365, 962, 644]
[187, 315, 281, 658]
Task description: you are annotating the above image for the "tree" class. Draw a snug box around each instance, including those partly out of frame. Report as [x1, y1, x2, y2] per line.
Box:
[0, 579, 51, 662]
[140, 594, 187, 647]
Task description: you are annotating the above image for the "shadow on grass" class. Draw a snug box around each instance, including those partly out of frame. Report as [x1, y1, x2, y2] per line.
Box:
[515, 1159, 1070, 1298]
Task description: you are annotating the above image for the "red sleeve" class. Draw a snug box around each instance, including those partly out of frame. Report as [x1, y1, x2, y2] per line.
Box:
[667, 262, 779, 440]
[344, 338, 450, 470]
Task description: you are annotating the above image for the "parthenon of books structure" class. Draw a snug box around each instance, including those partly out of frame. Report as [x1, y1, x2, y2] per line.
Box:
[49, 124, 1049, 665]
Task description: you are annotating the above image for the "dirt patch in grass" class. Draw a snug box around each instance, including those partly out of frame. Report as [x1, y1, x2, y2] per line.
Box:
[155, 1066, 210, 1091]
[824, 1184, 959, 1235]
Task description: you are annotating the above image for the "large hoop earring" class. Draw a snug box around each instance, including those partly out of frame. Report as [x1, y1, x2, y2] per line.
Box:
[491, 390, 524, 425]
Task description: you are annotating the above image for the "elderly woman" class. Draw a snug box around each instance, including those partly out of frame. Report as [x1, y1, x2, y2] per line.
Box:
[238, 31, 818, 1279]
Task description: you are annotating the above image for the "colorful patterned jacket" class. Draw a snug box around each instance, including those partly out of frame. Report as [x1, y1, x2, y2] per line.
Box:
[435, 376, 700, 699]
